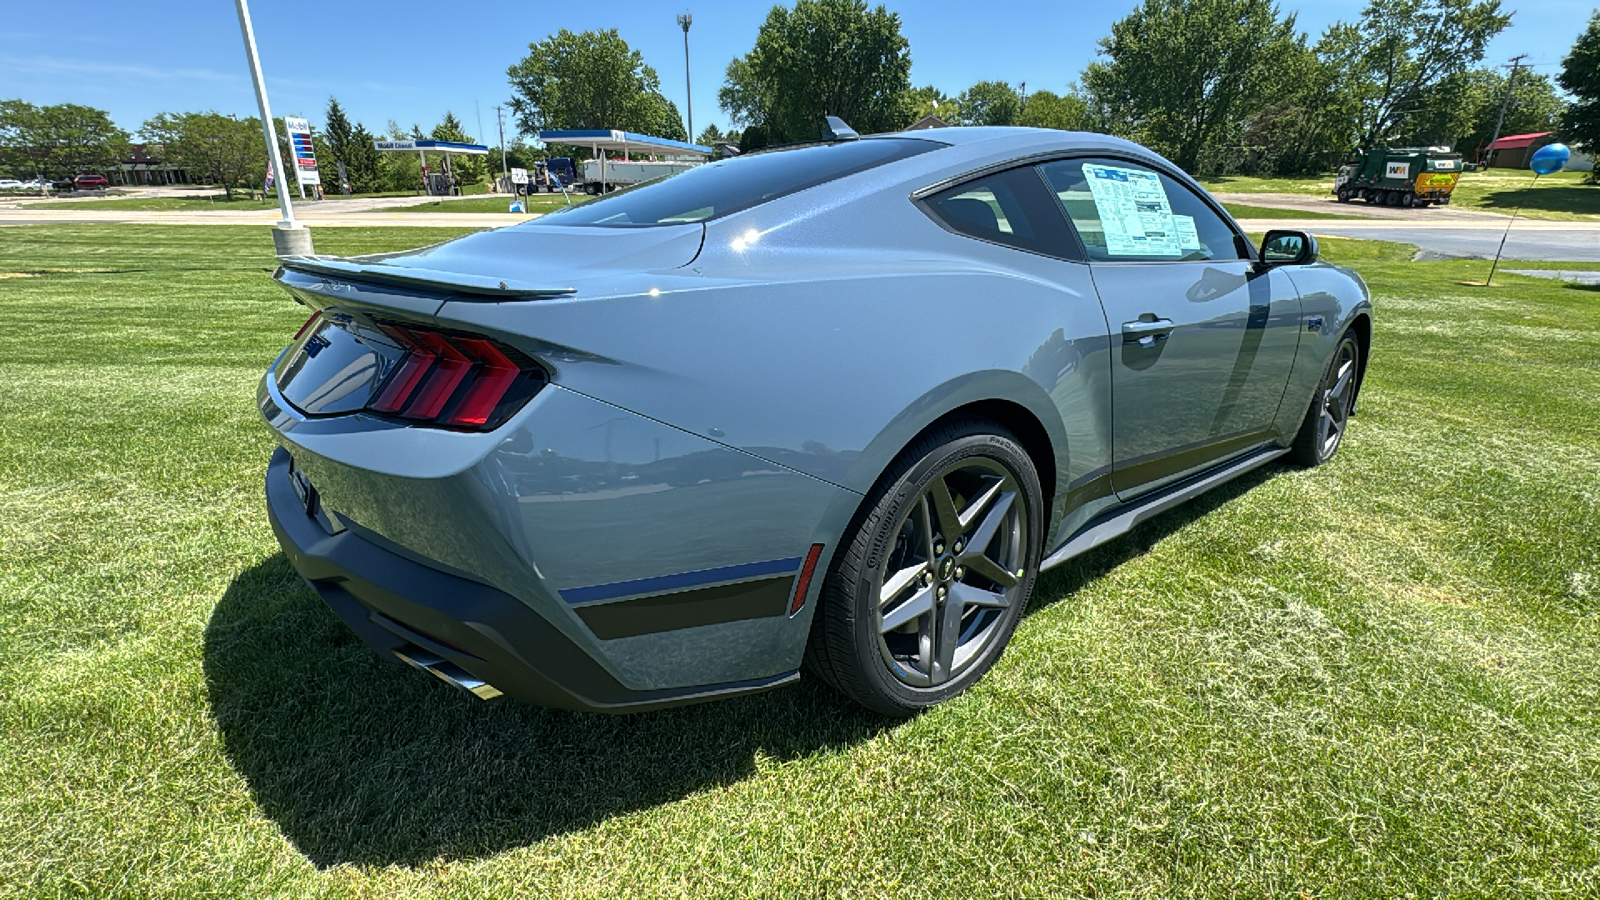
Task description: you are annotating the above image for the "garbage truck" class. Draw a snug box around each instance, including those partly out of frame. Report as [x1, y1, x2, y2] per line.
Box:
[1334, 147, 1463, 208]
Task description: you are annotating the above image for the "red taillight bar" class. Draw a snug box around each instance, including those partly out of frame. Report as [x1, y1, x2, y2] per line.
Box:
[292, 311, 321, 340]
[362, 322, 541, 431]
[446, 337, 521, 427]
[400, 331, 473, 420]
[369, 327, 438, 413]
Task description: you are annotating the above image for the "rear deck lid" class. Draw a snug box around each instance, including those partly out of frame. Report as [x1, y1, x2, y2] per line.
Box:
[277, 221, 705, 300]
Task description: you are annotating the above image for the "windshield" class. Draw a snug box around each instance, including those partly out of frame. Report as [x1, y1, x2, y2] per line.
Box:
[536, 138, 943, 228]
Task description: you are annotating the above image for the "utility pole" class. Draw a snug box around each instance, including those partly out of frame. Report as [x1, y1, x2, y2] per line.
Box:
[494, 105, 508, 180]
[233, 0, 310, 255]
[1484, 54, 1527, 166]
[677, 12, 693, 142]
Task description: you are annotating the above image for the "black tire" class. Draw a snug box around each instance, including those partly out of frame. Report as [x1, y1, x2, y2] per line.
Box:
[1363, 190, 1378, 204]
[1289, 331, 1361, 467]
[1336, 187, 1351, 203]
[1401, 191, 1415, 208]
[806, 418, 1043, 716]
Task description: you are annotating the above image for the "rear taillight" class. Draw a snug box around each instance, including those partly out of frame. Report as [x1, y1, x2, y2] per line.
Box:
[367, 323, 545, 431]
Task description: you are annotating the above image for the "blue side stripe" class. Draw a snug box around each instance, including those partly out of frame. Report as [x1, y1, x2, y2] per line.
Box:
[560, 557, 804, 605]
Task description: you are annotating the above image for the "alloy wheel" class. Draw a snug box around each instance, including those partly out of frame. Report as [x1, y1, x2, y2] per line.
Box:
[1317, 338, 1358, 459]
[872, 457, 1029, 688]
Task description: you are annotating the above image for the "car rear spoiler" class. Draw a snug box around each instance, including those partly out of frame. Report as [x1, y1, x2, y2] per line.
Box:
[277, 256, 576, 300]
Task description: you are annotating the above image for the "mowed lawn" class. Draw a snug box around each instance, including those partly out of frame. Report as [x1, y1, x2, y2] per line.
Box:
[1, 225, 1597, 898]
[1201, 169, 1599, 222]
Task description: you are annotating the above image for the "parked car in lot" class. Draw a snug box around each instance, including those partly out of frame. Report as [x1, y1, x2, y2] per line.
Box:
[0, 179, 23, 191]
[260, 125, 1372, 716]
[72, 174, 109, 190]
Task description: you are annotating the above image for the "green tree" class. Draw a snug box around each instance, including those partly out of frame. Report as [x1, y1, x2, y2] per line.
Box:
[1328, 0, 1513, 146]
[719, 0, 914, 145]
[319, 97, 382, 194]
[431, 111, 487, 186]
[1017, 89, 1090, 131]
[1401, 67, 1564, 157]
[1082, 0, 1301, 174]
[344, 121, 383, 193]
[507, 29, 673, 139]
[640, 93, 689, 141]
[1237, 34, 1363, 175]
[0, 101, 129, 180]
[907, 85, 960, 123]
[957, 81, 1021, 126]
[1559, 10, 1600, 179]
[141, 111, 259, 198]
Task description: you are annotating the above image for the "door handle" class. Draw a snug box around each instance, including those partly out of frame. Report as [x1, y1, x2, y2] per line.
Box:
[1121, 317, 1175, 348]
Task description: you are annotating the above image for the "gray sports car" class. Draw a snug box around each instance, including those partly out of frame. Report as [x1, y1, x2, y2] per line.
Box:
[260, 125, 1370, 716]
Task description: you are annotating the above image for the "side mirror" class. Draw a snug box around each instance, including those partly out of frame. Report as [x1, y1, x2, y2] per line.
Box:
[1260, 229, 1318, 266]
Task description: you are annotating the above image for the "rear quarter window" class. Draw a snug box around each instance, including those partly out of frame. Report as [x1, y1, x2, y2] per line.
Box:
[921, 166, 1080, 261]
[538, 138, 942, 228]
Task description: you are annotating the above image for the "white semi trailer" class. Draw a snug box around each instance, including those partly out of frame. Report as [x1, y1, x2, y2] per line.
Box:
[579, 159, 699, 194]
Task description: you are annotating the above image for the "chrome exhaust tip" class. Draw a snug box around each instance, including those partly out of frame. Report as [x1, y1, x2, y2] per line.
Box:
[393, 645, 504, 700]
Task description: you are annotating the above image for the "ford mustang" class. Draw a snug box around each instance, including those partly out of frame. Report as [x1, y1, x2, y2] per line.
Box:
[259, 124, 1370, 716]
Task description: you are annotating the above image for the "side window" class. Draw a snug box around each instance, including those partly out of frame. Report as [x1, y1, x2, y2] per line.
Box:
[922, 166, 1080, 261]
[1036, 158, 1243, 263]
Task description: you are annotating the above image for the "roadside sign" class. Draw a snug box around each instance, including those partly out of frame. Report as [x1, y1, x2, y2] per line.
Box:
[284, 116, 320, 186]
[510, 167, 528, 185]
[375, 140, 417, 151]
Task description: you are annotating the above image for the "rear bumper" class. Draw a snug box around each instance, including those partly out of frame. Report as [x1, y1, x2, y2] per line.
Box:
[265, 446, 798, 712]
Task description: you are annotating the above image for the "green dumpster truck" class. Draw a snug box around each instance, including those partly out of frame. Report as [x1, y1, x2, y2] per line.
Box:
[1334, 147, 1463, 208]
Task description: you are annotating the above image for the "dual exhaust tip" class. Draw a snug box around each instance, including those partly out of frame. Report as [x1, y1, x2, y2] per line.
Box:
[393, 644, 504, 700]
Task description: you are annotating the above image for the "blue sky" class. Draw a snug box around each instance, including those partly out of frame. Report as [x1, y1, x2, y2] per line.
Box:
[0, 0, 1588, 142]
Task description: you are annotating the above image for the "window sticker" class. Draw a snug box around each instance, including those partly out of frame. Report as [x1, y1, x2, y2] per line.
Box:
[1172, 214, 1201, 250]
[1080, 163, 1181, 257]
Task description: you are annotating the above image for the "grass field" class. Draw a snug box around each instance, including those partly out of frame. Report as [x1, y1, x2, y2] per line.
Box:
[1202, 169, 1598, 222]
[20, 186, 491, 212]
[1, 224, 1597, 897]
[1221, 202, 1357, 220]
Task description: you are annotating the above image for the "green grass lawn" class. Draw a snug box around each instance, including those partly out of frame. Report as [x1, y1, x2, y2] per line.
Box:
[1202, 169, 1597, 222]
[22, 195, 287, 211]
[384, 194, 591, 214]
[1222, 202, 1357, 220]
[1, 224, 1598, 897]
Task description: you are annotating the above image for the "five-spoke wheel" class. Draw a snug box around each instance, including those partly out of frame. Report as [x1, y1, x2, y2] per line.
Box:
[806, 419, 1041, 716]
[1291, 331, 1361, 466]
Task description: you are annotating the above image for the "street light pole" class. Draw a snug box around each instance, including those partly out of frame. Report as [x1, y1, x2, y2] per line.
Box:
[677, 12, 693, 143]
[232, 0, 311, 255]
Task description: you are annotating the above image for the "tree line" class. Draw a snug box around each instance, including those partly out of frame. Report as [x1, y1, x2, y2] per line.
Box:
[503, 0, 1593, 178]
[5, 0, 1596, 188]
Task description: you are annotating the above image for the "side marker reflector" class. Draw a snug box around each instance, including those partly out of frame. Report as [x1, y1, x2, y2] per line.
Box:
[789, 543, 825, 615]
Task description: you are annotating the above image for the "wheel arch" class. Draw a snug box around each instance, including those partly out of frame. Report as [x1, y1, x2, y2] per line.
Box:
[1347, 311, 1372, 411]
[841, 375, 1068, 539]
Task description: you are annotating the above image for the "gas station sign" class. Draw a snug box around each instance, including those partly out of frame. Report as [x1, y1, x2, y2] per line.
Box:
[284, 116, 320, 186]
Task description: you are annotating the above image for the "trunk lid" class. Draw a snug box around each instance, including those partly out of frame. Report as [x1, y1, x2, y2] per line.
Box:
[277, 221, 705, 300]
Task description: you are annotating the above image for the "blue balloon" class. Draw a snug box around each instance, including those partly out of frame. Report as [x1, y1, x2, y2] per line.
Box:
[1530, 142, 1571, 176]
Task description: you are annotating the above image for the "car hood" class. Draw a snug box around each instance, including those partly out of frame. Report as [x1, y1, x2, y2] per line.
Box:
[278, 222, 705, 300]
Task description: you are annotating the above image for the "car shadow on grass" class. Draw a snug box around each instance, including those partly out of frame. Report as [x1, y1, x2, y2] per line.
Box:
[1029, 464, 1278, 611]
[204, 556, 891, 868]
[204, 463, 1278, 869]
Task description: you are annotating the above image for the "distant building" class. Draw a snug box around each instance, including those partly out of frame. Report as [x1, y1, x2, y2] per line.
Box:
[1486, 132, 1593, 172]
[108, 144, 194, 186]
[906, 115, 950, 131]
